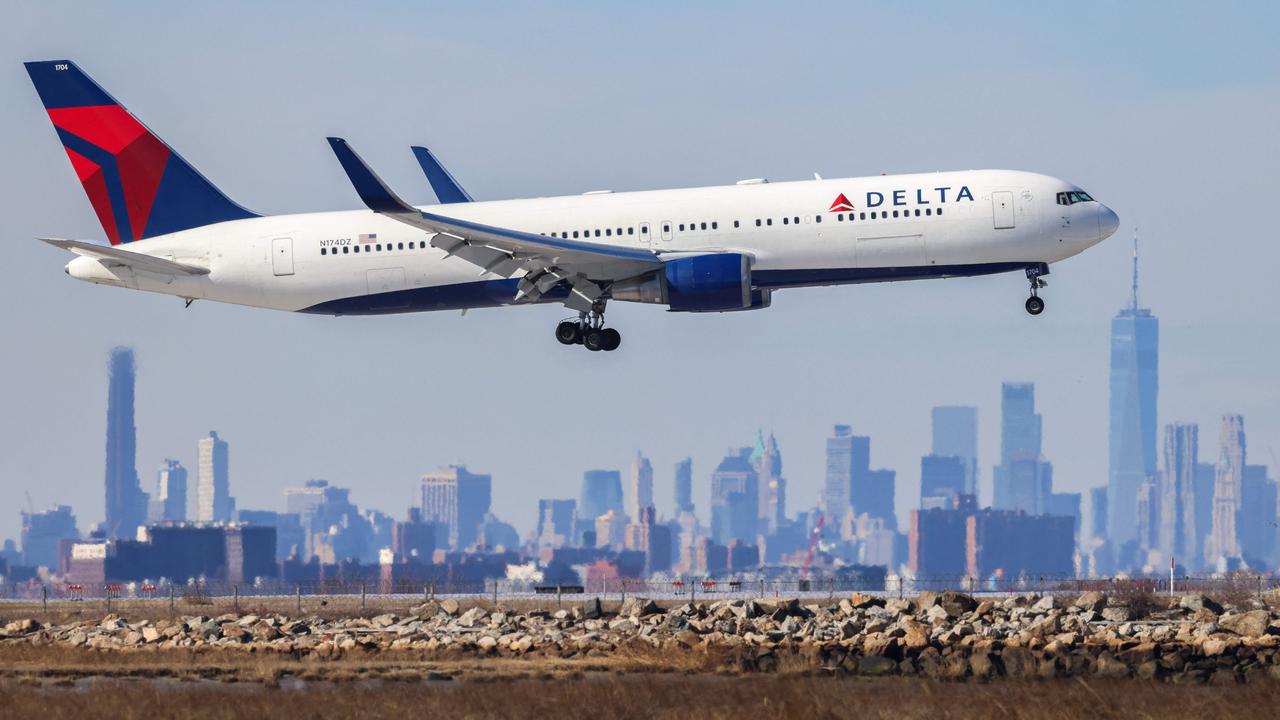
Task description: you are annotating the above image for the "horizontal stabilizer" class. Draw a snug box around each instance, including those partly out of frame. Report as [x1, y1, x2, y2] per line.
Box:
[410, 146, 472, 204]
[39, 237, 210, 275]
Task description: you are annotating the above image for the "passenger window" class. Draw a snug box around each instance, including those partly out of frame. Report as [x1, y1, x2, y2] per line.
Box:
[712, 221, 718, 230]
[594, 230, 600, 237]
[663, 224, 670, 232]
[399, 242, 405, 249]
[755, 219, 761, 227]
[605, 229, 612, 236]
[837, 214, 843, 222]
[815, 215, 822, 223]
[734, 220, 740, 228]
[925, 208, 932, 216]
[892, 211, 898, 219]
[679, 224, 685, 231]
[343, 246, 349, 254]
[914, 209, 920, 217]
[573, 231, 579, 238]
[937, 208, 943, 216]
[794, 217, 800, 224]
[320, 247, 326, 255]
[767, 218, 773, 226]
[860, 212, 866, 220]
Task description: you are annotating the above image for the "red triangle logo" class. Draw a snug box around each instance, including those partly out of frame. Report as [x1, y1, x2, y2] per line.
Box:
[829, 193, 855, 212]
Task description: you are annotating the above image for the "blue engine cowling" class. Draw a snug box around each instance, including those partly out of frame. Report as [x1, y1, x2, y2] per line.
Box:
[662, 253, 754, 312]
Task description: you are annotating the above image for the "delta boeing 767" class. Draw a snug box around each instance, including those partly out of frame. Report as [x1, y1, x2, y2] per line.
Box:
[27, 60, 1119, 352]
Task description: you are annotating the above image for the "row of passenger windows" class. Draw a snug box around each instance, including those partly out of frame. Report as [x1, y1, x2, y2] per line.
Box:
[323, 207, 949, 255]
[320, 240, 429, 256]
[542, 227, 641, 239]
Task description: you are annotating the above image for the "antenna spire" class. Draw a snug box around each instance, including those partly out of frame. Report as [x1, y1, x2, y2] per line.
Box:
[1131, 227, 1139, 311]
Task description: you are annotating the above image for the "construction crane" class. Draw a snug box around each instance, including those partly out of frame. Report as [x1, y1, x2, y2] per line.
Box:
[801, 514, 825, 579]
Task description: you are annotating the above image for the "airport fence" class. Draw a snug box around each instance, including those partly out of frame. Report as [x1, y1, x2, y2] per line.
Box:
[1, 573, 1276, 616]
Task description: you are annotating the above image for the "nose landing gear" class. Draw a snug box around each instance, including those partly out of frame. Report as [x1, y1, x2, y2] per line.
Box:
[555, 300, 622, 352]
[1024, 264, 1048, 316]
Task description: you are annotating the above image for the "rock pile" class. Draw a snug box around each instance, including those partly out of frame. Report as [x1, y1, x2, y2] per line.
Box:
[5, 591, 1280, 682]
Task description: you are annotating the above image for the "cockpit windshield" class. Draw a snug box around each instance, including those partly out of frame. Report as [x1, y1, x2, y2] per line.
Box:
[1056, 190, 1095, 206]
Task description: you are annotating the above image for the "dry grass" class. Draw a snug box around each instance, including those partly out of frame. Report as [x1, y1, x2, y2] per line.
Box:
[2, 675, 1279, 720]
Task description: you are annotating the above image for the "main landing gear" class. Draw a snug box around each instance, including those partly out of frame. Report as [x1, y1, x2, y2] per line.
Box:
[1024, 264, 1048, 316]
[555, 300, 621, 352]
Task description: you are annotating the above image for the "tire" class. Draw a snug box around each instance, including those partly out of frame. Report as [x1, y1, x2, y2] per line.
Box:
[555, 321, 581, 345]
[1025, 296, 1045, 316]
[600, 328, 621, 352]
[583, 329, 605, 351]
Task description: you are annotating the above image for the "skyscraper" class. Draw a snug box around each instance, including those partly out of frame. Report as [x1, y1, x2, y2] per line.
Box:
[993, 383, 1052, 514]
[710, 448, 759, 545]
[421, 465, 492, 550]
[824, 425, 866, 521]
[579, 469, 624, 522]
[155, 459, 188, 522]
[20, 505, 79, 569]
[931, 406, 979, 495]
[673, 458, 694, 515]
[750, 430, 785, 533]
[196, 431, 234, 522]
[104, 347, 146, 539]
[920, 455, 968, 509]
[627, 452, 654, 523]
[536, 499, 577, 549]
[1158, 423, 1198, 564]
[1107, 234, 1159, 552]
[1207, 415, 1245, 565]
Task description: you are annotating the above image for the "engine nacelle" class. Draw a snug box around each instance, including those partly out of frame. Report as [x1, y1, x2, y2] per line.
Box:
[610, 253, 769, 312]
[663, 253, 752, 312]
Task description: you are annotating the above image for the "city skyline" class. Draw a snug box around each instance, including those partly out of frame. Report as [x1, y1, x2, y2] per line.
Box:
[1, 4, 1277, 546]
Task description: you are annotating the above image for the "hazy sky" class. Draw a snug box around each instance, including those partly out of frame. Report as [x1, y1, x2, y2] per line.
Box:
[2, 2, 1277, 543]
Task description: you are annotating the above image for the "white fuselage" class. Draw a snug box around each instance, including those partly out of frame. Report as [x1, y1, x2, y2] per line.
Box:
[66, 169, 1118, 315]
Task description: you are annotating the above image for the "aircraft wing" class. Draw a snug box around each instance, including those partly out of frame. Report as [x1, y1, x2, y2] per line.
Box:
[39, 237, 210, 276]
[328, 137, 661, 310]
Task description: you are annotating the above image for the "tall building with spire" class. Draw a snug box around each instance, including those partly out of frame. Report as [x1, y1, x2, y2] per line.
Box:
[104, 347, 147, 539]
[750, 430, 785, 534]
[1108, 232, 1159, 555]
[626, 452, 654, 523]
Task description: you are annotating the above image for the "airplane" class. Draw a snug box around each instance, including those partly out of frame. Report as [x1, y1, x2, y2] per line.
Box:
[26, 60, 1119, 353]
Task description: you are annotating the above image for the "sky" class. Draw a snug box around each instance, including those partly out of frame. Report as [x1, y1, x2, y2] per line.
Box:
[1, 1, 1277, 543]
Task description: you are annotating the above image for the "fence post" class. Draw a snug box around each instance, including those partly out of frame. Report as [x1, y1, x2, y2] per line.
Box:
[105, 587, 112, 614]
[760, 578, 765, 600]
[691, 578, 696, 605]
[556, 584, 562, 609]
[233, 584, 240, 613]
[169, 584, 175, 612]
[361, 582, 367, 611]
[41, 584, 47, 613]
[296, 584, 302, 615]
[492, 579, 498, 607]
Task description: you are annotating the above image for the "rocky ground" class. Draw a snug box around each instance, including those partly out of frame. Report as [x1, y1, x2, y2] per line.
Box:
[5, 590, 1280, 684]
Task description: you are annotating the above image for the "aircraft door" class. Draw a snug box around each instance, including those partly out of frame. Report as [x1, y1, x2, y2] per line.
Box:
[639, 222, 651, 246]
[660, 221, 673, 242]
[992, 192, 1015, 229]
[271, 237, 295, 276]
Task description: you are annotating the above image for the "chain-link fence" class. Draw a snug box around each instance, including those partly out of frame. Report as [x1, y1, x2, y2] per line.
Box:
[2, 573, 1276, 616]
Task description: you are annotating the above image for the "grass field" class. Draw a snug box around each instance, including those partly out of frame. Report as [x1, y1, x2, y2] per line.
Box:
[3, 673, 1278, 720]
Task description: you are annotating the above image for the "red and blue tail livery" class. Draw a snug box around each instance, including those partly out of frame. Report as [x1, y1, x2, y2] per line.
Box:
[24, 60, 256, 245]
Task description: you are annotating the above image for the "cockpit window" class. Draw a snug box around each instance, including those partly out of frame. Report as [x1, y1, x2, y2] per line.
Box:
[1057, 190, 1096, 206]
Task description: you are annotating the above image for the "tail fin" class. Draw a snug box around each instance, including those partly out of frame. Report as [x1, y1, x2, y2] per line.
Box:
[24, 60, 256, 244]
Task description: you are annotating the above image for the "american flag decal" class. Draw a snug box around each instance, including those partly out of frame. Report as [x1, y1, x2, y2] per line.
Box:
[358, 233, 378, 243]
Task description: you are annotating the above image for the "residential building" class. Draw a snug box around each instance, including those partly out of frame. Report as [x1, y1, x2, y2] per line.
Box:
[196, 431, 233, 523]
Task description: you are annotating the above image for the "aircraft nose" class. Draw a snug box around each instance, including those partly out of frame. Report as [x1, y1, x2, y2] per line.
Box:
[1099, 205, 1120, 239]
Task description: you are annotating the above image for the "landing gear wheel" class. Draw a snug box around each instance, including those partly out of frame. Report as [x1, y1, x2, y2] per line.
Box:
[555, 320, 582, 345]
[1025, 296, 1045, 315]
[583, 329, 606, 351]
[600, 328, 622, 352]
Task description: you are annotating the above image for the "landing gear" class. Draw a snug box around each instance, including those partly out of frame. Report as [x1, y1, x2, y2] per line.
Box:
[555, 300, 622, 352]
[1024, 264, 1048, 316]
